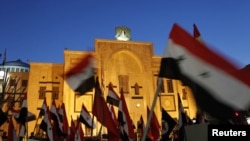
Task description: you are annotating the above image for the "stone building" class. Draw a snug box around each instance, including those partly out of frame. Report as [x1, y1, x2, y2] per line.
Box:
[26, 27, 197, 137]
[0, 59, 30, 136]
[0, 27, 198, 138]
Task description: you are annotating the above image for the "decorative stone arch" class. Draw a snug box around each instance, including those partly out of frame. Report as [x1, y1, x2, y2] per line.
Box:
[105, 50, 144, 73]
[104, 50, 144, 93]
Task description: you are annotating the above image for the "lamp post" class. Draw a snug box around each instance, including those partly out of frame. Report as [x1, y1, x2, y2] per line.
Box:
[0, 65, 8, 108]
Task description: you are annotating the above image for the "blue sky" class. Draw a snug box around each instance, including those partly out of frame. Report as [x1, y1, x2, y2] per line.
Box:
[0, 0, 250, 68]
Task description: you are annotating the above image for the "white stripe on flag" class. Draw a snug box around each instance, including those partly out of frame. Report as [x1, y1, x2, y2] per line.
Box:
[80, 106, 96, 128]
[162, 24, 250, 113]
[66, 58, 94, 90]
[166, 39, 250, 110]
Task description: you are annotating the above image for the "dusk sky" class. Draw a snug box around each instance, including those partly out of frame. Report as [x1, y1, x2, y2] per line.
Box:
[1, 1, 250, 68]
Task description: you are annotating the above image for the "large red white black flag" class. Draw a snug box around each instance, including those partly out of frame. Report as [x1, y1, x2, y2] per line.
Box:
[65, 54, 95, 95]
[159, 23, 250, 120]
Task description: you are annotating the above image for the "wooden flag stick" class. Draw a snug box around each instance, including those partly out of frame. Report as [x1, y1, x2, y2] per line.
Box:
[141, 78, 163, 141]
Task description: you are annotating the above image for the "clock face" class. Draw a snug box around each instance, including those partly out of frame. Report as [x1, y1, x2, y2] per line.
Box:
[115, 29, 130, 41]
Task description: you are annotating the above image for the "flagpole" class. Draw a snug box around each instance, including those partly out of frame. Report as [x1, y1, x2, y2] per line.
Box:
[158, 78, 163, 139]
[91, 93, 97, 140]
[141, 78, 163, 141]
[32, 114, 40, 135]
[158, 78, 163, 112]
[90, 113, 94, 140]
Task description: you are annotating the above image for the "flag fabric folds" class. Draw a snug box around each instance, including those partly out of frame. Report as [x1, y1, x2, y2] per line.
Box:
[159, 23, 250, 120]
[27, 111, 36, 122]
[79, 103, 96, 129]
[193, 24, 201, 39]
[193, 23, 208, 47]
[137, 115, 144, 138]
[15, 95, 28, 124]
[11, 96, 35, 123]
[10, 95, 28, 140]
[147, 106, 160, 141]
[78, 118, 85, 141]
[40, 104, 53, 141]
[50, 99, 66, 138]
[118, 89, 136, 140]
[39, 98, 47, 117]
[58, 103, 70, 140]
[106, 82, 120, 107]
[10, 107, 26, 141]
[75, 117, 85, 141]
[161, 107, 177, 141]
[65, 54, 95, 95]
[92, 77, 120, 139]
[108, 105, 119, 127]
[69, 117, 76, 141]
[137, 115, 154, 141]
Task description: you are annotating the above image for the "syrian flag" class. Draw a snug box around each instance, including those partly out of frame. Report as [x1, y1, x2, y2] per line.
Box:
[58, 103, 70, 139]
[74, 117, 84, 141]
[159, 23, 250, 120]
[65, 53, 95, 95]
[15, 95, 28, 125]
[107, 104, 122, 141]
[50, 99, 67, 138]
[39, 98, 47, 117]
[11, 97, 35, 124]
[106, 82, 120, 107]
[118, 89, 136, 140]
[92, 77, 120, 139]
[10, 96, 28, 140]
[79, 103, 96, 129]
[161, 108, 177, 141]
[108, 105, 119, 127]
[40, 107, 53, 141]
[137, 115, 145, 137]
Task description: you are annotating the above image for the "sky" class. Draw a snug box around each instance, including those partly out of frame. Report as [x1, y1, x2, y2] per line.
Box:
[0, 0, 250, 69]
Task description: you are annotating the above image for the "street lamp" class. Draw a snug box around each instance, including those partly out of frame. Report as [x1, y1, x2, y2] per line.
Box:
[0, 70, 4, 93]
